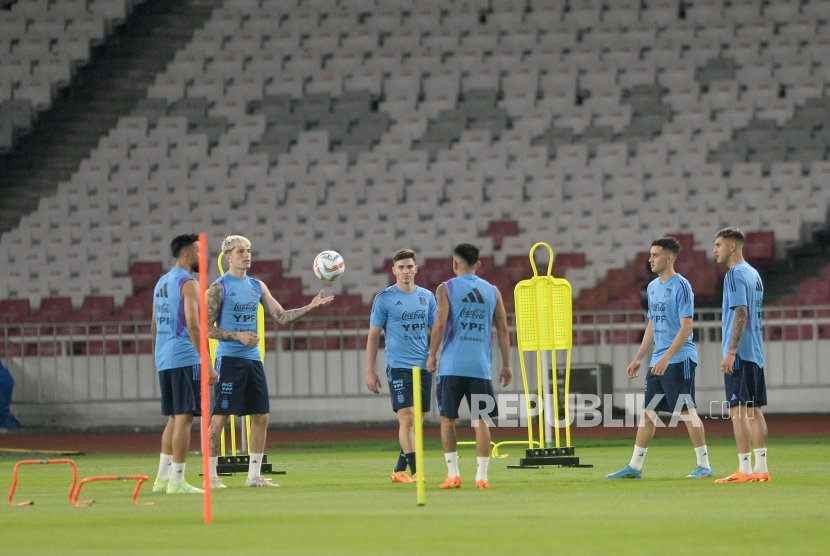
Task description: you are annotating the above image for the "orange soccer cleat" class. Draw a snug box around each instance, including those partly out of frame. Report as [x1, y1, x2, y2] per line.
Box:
[475, 479, 490, 489]
[752, 471, 771, 482]
[714, 470, 756, 483]
[439, 476, 461, 489]
[391, 470, 414, 483]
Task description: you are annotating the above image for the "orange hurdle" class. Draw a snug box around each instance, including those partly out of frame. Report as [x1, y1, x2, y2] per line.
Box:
[8, 459, 78, 506]
[72, 475, 153, 507]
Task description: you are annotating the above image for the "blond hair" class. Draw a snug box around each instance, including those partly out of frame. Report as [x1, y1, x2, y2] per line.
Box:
[221, 235, 251, 254]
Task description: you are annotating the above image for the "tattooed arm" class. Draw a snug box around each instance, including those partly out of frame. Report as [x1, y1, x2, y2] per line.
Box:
[206, 282, 237, 342]
[720, 305, 748, 375]
[259, 281, 334, 325]
[728, 306, 748, 352]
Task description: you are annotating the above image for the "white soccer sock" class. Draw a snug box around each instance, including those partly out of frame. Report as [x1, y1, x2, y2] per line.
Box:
[753, 448, 768, 474]
[157, 453, 172, 481]
[248, 453, 264, 481]
[629, 445, 648, 471]
[209, 457, 218, 479]
[475, 457, 489, 482]
[171, 462, 186, 484]
[695, 445, 711, 469]
[739, 453, 752, 475]
[445, 452, 459, 478]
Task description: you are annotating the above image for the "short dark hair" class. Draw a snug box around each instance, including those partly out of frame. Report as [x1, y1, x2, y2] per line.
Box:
[393, 249, 417, 263]
[453, 243, 479, 267]
[716, 227, 745, 244]
[651, 236, 680, 256]
[170, 234, 198, 259]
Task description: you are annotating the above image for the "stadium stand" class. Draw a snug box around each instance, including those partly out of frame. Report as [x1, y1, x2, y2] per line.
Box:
[1, 0, 830, 324]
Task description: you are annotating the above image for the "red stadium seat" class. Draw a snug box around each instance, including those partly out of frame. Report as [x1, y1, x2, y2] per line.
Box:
[484, 220, 519, 249]
[0, 299, 32, 323]
[113, 295, 153, 321]
[743, 231, 775, 268]
[77, 296, 116, 322]
[35, 297, 74, 323]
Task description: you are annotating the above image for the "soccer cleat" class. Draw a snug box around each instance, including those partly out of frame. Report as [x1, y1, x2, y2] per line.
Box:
[411, 472, 424, 482]
[391, 470, 413, 483]
[152, 478, 169, 493]
[714, 470, 755, 483]
[439, 476, 461, 489]
[687, 466, 714, 478]
[605, 465, 643, 479]
[475, 480, 490, 489]
[245, 476, 279, 487]
[209, 477, 227, 489]
[752, 471, 771, 482]
[166, 480, 204, 494]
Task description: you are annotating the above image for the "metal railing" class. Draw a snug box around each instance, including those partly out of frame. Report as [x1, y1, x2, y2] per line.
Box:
[3, 307, 829, 419]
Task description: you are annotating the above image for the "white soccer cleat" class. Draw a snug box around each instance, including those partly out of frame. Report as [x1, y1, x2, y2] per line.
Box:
[210, 477, 227, 489]
[245, 476, 279, 487]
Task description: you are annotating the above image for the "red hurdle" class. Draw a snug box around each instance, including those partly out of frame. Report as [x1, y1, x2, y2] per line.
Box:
[8, 459, 78, 506]
[71, 476, 153, 507]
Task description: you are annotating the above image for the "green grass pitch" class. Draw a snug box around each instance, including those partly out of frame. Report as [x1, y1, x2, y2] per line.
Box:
[1, 436, 828, 556]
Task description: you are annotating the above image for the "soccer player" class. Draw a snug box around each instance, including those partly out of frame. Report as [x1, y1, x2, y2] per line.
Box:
[607, 237, 712, 479]
[206, 235, 334, 488]
[366, 249, 437, 483]
[426, 243, 513, 490]
[152, 234, 218, 494]
[713, 228, 770, 483]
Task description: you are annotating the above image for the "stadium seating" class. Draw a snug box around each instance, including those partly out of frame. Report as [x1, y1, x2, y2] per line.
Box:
[1, 0, 830, 321]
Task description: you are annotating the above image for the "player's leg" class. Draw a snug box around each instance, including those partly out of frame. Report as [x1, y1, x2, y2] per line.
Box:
[470, 378, 496, 489]
[716, 362, 755, 482]
[388, 367, 415, 482]
[407, 368, 433, 480]
[746, 363, 770, 481]
[154, 369, 175, 491]
[245, 360, 277, 487]
[674, 361, 712, 477]
[439, 377, 463, 488]
[167, 412, 203, 493]
[155, 415, 174, 492]
[607, 369, 662, 479]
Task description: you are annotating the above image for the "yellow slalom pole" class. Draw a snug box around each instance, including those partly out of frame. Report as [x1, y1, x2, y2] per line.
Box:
[220, 430, 225, 456]
[551, 354, 561, 448]
[413, 366, 425, 507]
[245, 415, 252, 453]
[565, 350, 572, 447]
[230, 415, 237, 456]
[536, 350, 545, 448]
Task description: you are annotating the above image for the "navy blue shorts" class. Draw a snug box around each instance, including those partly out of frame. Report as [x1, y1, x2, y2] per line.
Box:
[387, 367, 432, 413]
[643, 359, 697, 413]
[212, 356, 270, 416]
[724, 356, 767, 407]
[159, 365, 202, 416]
[438, 375, 498, 420]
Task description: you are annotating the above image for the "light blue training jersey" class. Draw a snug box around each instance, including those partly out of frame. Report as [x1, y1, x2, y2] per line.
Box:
[438, 274, 498, 380]
[647, 273, 698, 366]
[213, 273, 262, 361]
[370, 284, 436, 369]
[722, 261, 765, 367]
[154, 267, 200, 371]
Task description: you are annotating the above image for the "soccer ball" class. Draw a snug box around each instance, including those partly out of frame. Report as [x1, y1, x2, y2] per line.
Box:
[313, 250, 345, 282]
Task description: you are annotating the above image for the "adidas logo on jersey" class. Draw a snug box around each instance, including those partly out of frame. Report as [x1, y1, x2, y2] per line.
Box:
[462, 288, 484, 304]
[229, 292, 236, 296]
[396, 301, 403, 305]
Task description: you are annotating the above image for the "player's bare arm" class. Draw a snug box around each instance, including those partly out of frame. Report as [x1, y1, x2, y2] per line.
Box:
[365, 326, 383, 393]
[426, 284, 449, 373]
[721, 305, 747, 375]
[627, 320, 654, 378]
[182, 280, 217, 385]
[493, 290, 513, 387]
[261, 283, 334, 325]
[652, 317, 693, 376]
[151, 305, 157, 337]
